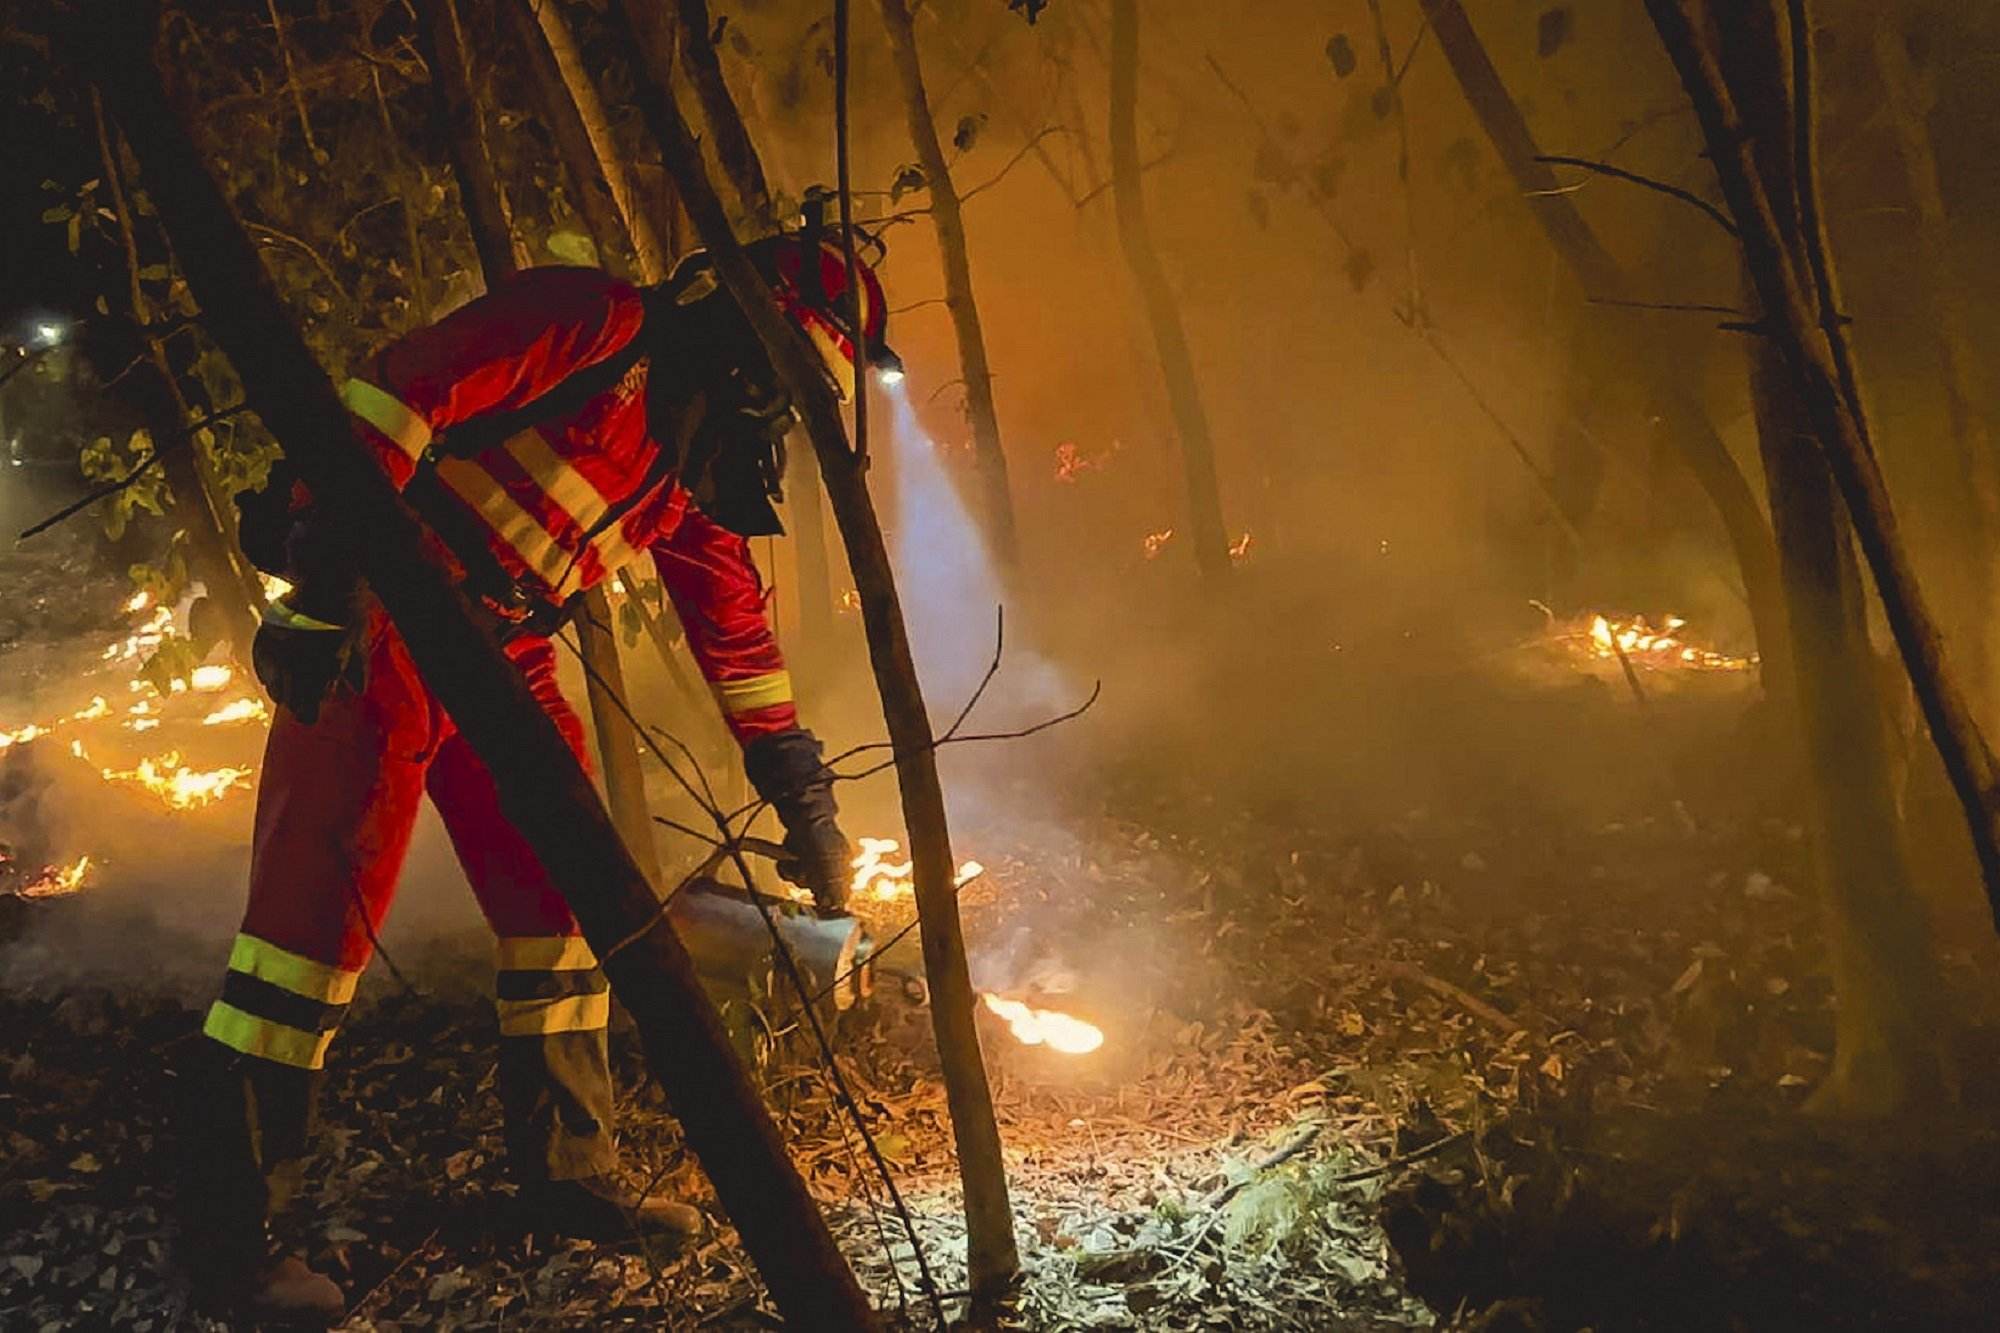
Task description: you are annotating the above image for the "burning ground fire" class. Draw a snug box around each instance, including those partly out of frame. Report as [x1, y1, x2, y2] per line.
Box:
[3, 595, 262, 844]
[1532, 605, 1758, 677]
[849, 837, 1105, 1056]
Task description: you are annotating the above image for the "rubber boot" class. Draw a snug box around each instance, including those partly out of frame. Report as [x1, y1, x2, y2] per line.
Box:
[173, 1038, 345, 1323]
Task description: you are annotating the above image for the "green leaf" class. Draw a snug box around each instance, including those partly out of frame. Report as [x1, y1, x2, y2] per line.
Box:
[41, 205, 72, 223]
[545, 230, 597, 266]
[137, 263, 170, 281]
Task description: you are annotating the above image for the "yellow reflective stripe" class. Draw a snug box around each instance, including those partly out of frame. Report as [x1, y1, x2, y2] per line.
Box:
[435, 456, 574, 591]
[507, 430, 610, 538]
[712, 670, 794, 716]
[340, 379, 432, 460]
[504, 430, 644, 587]
[204, 1000, 338, 1070]
[261, 600, 344, 633]
[227, 933, 360, 1005]
[497, 991, 611, 1037]
[496, 935, 599, 972]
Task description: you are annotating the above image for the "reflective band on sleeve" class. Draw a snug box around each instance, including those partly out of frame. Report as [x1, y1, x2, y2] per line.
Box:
[712, 670, 794, 716]
[203, 999, 339, 1069]
[340, 378, 433, 460]
[226, 932, 361, 1004]
[496, 935, 599, 972]
[260, 601, 345, 633]
[496, 991, 611, 1037]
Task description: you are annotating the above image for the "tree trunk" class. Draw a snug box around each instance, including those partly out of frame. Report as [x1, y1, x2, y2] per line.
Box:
[1417, 0, 1790, 700]
[89, 88, 262, 666]
[612, 0, 1021, 1296]
[877, 0, 1021, 569]
[422, 0, 661, 886]
[1871, 15, 2000, 693]
[1107, 0, 1229, 580]
[1655, 0, 1955, 1112]
[521, 0, 669, 282]
[415, 0, 519, 284]
[668, 0, 776, 229]
[651, 0, 838, 667]
[788, 437, 839, 675]
[1645, 0, 2000, 933]
[81, 11, 873, 1324]
[509, 0, 629, 274]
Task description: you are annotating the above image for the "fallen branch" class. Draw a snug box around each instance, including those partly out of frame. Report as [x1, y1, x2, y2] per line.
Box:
[1377, 959, 1524, 1036]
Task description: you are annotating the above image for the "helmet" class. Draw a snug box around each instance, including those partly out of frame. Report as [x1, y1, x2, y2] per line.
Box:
[666, 233, 895, 402]
[751, 233, 892, 402]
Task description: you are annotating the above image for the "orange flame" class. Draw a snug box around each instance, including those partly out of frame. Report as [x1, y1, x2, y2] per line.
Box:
[1584, 613, 1755, 673]
[848, 837, 983, 904]
[80, 742, 253, 810]
[1229, 531, 1254, 563]
[19, 855, 92, 900]
[201, 697, 270, 726]
[980, 993, 1104, 1055]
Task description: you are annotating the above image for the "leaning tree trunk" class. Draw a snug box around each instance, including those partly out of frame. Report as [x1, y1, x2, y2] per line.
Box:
[1871, 14, 2000, 695]
[1107, 0, 1229, 579]
[510, 0, 628, 273]
[668, 0, 777, 228]
[415, 0, 518, 283]
[878, 0, 1021, 569]
[516, 0, 742, 792]
[1646, 0, 2000, 935]
[1417, 0, 1791, 702]
[655, 0, 840, 660]
[80, 9, 874, 1324]
[1658, 0, 1955, 1112]
[522, 0, 668, 281]
[418, 0, 660, 886]
[612, 0, 1022, 1297]
[88, 90, 262, 666]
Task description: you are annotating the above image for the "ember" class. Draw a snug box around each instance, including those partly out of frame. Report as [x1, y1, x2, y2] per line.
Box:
[1142, 526, 1175, 559]
[201, 697, 269, 726]
[1583, 612, 1756, 673]
[17, 855, 92, 900]
[89, 747, 253, 810]
[980, 992, 1105, 1055]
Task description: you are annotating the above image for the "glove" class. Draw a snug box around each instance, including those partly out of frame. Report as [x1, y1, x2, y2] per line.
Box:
[742, 727, 853, 914]
[252, 603, 366, 725]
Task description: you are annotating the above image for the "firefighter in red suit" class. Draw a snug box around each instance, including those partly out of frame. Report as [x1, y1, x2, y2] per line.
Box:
[177, 236, 890, 1321]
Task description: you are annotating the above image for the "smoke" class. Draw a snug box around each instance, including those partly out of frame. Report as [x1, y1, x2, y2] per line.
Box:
[883, 381, 1074, 728]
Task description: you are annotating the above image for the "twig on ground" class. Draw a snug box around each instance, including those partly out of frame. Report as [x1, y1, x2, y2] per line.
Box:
[1377, 959, 1525, 1036]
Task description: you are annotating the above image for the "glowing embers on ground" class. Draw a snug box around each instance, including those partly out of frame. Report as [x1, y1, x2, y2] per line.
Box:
[979, 992, 1105, 1055]
[70, 739, 252, 811]
[18, 855, 93, 899]
[200, 696, 270, 726]
[100, 602, 174, 664]
[1583, 612, 1757, 673]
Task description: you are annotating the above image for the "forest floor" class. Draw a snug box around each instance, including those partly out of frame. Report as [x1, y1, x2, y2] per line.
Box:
[5, 543, 2000, 1330]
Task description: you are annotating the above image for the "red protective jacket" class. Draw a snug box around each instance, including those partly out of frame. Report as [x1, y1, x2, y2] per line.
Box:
[337, 266, 795, 741]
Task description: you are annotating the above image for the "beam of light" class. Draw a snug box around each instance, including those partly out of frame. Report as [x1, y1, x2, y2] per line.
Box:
[882, 381, 1072, 720]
